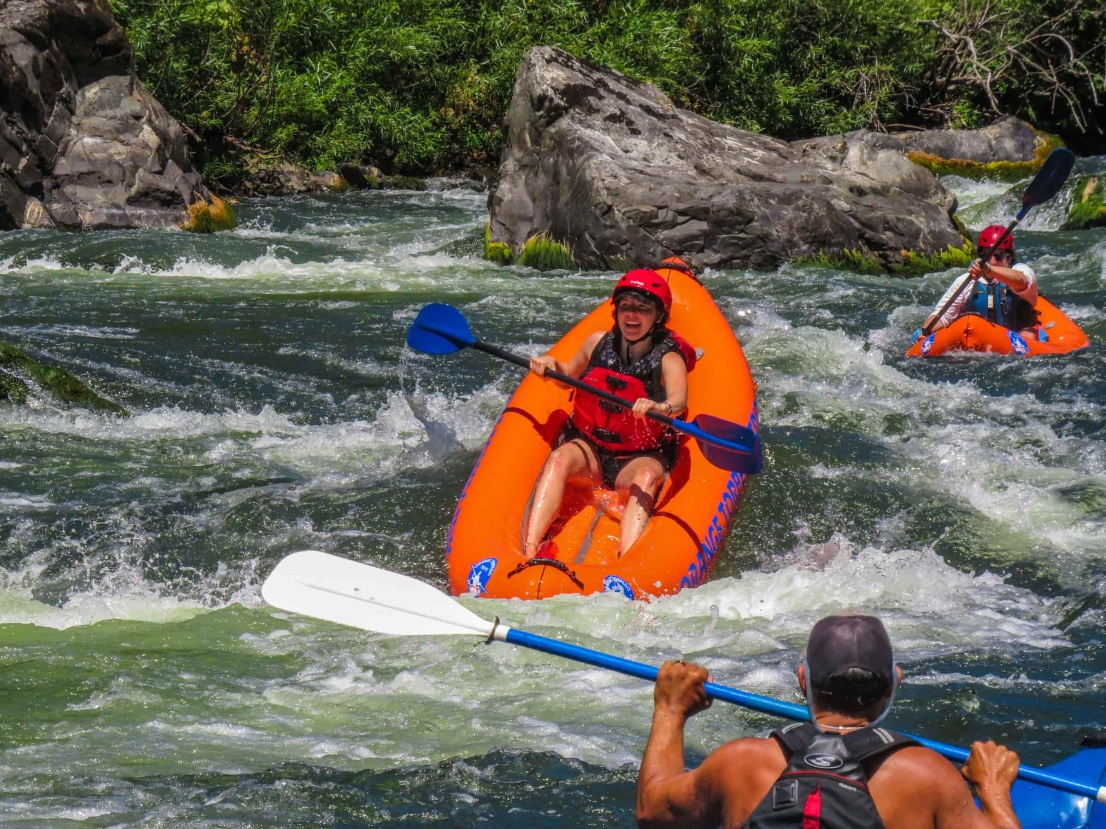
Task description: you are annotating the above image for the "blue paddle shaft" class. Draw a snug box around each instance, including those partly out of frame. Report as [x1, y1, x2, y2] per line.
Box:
[503, 628, 1105, 804]
[407, 302, 762, 471]
[469, 341, 760, 457]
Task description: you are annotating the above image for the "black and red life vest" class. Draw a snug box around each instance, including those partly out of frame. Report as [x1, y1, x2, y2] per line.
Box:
[571, 328, 696, 453]
[743, 722, 917, 829]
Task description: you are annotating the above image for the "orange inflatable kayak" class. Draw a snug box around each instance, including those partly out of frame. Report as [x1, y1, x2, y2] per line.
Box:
[907, 296, 1090, 357]
[445, 260, 760, 600]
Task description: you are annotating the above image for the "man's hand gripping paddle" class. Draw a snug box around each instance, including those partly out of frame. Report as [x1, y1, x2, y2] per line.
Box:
[406, 302, 762, 474]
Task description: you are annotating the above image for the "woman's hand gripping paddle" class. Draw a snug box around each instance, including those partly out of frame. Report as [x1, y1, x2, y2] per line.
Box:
[262, 550, 1106, 806]
[406, 302, 763, 474]
[921, 147, 1076, 338]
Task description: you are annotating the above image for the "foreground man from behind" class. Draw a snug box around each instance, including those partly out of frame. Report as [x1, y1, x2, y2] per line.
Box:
[636, 613, 1021, 829]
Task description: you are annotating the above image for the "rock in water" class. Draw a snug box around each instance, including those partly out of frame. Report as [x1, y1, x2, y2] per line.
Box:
[0, 0, 231, 231]
[489, 46, 965, 272]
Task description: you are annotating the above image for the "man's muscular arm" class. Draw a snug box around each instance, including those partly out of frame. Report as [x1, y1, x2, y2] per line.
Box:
[636, 661, 718, 829]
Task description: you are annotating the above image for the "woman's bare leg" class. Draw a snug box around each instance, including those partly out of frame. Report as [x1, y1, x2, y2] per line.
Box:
[524, 440, 598, 555]
[614, 456, 665, 556]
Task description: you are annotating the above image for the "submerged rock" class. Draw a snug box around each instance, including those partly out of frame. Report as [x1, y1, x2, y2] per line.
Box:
[239, 157, 426, 196]
[0, 0, 231, 231]
[0, 342, 128, 413]
[489, 46, 966, 273]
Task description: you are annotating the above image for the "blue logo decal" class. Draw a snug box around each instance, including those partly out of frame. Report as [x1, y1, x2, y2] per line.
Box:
[467, 558, 497, 595]
[1008, 331, 1030, 355]
[603, 575, 634, 600]
[921, 334, 935, 355]
[804, 753, 845, 770]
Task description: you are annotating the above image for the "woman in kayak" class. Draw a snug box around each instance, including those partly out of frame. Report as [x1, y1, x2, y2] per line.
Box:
[525, 269, 695, 559]
[918, 225, 1040, 341]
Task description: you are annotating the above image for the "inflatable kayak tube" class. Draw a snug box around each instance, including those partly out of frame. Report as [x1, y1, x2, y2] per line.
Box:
[1011, 737, 1106, 829]
[908, 296, 1090, 357]
[446, 259, 759, 601]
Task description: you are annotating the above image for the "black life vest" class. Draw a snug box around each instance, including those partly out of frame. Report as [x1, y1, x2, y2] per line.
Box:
[967, 277, 1038, 331]
[571, 328, 695, 453]
[743, 722, 917, 829]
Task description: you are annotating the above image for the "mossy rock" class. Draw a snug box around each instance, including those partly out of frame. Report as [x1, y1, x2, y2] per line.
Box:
[794, 248, 885, 275]
[1062, 176, 1106, 231]
[0, 370, 29, 404]
[0, 342, 128, 414]
[890, 243, 973, 277]
[181, 195, 237, 233]
[484, 223, 514, 265]
[517, 233, 575, 271]
[796, 241, 972, 277]
[907, 132, 1066, 181]
[380, 175, 427, 191]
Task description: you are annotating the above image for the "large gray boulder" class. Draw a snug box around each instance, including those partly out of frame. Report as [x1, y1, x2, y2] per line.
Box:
[489, 46, 967, 272]
[0, 0, 224, 230]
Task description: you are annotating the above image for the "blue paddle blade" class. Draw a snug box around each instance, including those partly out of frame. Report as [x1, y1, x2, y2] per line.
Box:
[1023, 148, 1075, 208]
[688, 413, 764, 474]
[406, 303, 477, 354]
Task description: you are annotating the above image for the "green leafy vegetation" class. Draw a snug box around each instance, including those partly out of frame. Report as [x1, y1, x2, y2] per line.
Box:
[890, 243, 973, 277]
[516, 233, 575, 271]
[112, 0, 1105, 186]
[181, 195, 237, 232]
[793, 241, 972, 276]
[484, 223, 514, 266]
[1062, 176, 1106, 230]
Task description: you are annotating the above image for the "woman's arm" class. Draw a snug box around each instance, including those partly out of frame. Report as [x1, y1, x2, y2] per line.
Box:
[631, 350, 688, 418]
[529, 331, 605, 380]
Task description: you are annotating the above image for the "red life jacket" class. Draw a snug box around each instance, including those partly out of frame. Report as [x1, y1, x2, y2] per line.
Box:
[571, 328, 696, 453]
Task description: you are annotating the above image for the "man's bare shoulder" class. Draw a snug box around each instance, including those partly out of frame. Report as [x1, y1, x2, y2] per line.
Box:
[697, 736, 787, 827]
[870, 744, 984, 829]
[878, 743, 965, 780]
[707, 735, 783, 761]
[697, 736, 786, 787]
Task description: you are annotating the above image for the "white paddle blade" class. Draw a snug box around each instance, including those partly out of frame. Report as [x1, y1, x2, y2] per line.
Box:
[261, 550, 494, 637]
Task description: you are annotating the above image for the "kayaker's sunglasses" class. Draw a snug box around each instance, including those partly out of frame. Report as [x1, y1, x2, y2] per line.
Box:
[980, 248, 1014, 263]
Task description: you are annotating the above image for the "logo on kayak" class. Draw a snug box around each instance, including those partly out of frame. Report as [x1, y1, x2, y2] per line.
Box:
[603, 575, 634, 600]
[467, 558, 497, 595]
[804, 753, 844, 770]
[1008, 331, 1030, 355]
[921, 334, 935, 356]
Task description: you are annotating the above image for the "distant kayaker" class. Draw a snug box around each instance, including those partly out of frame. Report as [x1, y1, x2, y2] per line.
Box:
[916, 226, 1040, 342]
[637, 613, 1023, 829]
[526, 268, 695, 558]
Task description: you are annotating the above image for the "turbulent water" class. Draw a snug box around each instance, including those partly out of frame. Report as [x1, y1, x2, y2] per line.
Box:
[0, 164, 1104, 827]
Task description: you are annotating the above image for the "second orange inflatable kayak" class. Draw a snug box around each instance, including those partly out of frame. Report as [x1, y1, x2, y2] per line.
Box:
[907, 297, 1090, 357]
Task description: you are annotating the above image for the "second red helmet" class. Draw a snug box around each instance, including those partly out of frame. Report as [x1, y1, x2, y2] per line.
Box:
[977, 225, 1015, 253]
[612, 269, 673, 316]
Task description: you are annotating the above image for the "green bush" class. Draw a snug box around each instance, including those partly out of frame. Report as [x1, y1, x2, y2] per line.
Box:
[112, 0, 1105, 182]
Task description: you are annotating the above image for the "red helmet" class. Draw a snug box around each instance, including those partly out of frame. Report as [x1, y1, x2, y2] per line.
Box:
[612, 269, 672, 319]
[977, 225, 1015, 253]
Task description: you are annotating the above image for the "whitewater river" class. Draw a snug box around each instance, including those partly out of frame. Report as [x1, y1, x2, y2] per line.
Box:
[1, 163, 1104, 827]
